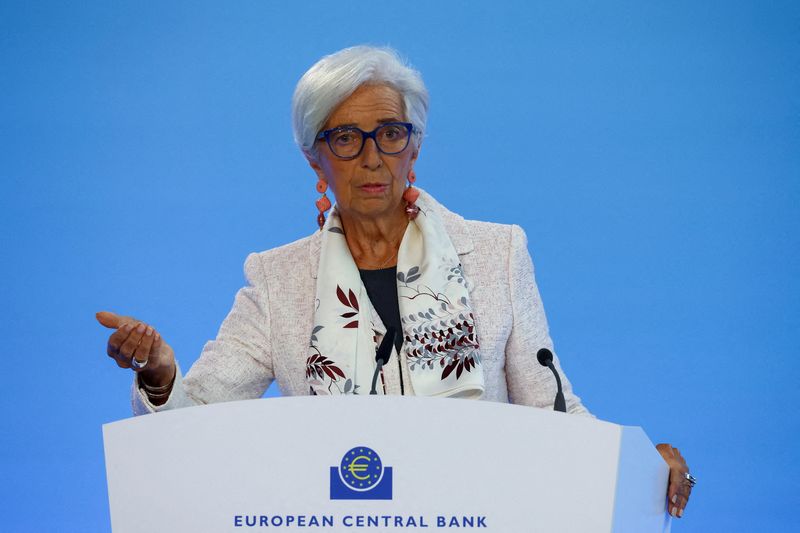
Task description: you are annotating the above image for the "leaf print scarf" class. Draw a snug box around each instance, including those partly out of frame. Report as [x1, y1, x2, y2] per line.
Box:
[307, 188, 485, 398]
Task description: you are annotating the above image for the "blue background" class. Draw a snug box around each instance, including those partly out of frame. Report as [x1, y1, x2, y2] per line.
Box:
[1, 1, 798, 531]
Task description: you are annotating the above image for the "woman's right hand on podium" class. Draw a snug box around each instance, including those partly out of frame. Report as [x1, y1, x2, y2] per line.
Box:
[96, 311, 176, 389]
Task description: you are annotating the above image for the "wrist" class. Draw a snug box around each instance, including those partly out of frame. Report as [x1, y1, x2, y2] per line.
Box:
[139, 364, 176, 407]
[140, 362, 176, 389]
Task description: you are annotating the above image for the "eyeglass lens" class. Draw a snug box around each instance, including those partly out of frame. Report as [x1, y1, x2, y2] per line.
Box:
[329, 124, 410, 158]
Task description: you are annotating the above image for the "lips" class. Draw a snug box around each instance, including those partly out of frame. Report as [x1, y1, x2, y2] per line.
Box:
[359, 183, 389, 193]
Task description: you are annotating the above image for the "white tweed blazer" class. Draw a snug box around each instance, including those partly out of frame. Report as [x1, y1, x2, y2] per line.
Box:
[132, 191, 591, 416]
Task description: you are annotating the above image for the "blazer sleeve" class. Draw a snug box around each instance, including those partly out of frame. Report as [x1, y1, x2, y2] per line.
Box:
[131, 252, 275, 415]
[504, 224, 593, 416]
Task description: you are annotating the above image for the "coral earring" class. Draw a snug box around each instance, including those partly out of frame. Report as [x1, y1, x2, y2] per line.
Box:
[315, 185, 332, 230]
[403, 171, 421, 221]
[315, 195, 331, 213]
[403, 186, 420, 204]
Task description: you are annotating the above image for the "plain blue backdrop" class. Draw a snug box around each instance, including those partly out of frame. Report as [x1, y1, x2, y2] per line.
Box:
[1, 1, 798, 531]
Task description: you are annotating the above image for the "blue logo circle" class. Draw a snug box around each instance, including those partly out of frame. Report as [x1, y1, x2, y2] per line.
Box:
[339, 446, 384, 492]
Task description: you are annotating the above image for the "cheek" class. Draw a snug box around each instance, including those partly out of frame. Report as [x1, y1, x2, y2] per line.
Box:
[394, 169, 411, 199]
[321, 160, 347, 188]
[324, 164, 357, 205]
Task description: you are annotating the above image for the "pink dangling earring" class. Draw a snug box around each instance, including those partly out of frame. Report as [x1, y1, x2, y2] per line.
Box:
[315, 179, 331, 230]
[403, 170, 420, 220]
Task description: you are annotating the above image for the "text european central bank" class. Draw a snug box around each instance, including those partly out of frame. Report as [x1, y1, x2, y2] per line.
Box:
[233, 446, 488, 529]
[233, 514, 487, 528]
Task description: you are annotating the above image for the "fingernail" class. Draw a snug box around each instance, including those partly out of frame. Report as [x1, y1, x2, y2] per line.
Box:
[671, 494, 677, 504]
[671, 506, 677, 517]
[136, 323, 146, 334]
[678, 508, 683, 518]
[122, 323, 131, 331]
[155, 332, 160, 340]
[146, 327, 153, 336]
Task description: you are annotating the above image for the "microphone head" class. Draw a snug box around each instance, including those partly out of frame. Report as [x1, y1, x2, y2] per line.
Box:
[536, 348, 553, 367]
[376, 328, 397, 364]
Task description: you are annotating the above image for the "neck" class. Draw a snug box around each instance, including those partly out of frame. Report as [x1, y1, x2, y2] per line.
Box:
[339, 204, 409, 269]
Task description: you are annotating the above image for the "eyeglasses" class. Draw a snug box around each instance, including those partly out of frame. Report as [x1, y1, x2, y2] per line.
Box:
[315, 122, 415, 160]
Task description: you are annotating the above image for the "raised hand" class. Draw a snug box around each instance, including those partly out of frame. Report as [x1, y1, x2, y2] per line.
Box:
[96, 311, 176, 388]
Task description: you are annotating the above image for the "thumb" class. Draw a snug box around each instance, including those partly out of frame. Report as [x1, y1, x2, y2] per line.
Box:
[96, 311, 135, 329]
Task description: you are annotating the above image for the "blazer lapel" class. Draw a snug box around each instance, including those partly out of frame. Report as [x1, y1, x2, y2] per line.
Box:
[309, 229, 322, 279]
[437, 204, 475, 256]
[415, 187, 475, 256]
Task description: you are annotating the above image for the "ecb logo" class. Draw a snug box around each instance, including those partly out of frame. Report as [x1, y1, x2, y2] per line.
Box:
[330, 446, 393, 500]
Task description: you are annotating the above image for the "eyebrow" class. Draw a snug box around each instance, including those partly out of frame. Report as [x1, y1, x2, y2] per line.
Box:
[328, 118, 404, 130]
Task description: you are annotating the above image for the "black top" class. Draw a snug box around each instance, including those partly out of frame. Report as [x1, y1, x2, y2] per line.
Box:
[358, 266, 404, 353]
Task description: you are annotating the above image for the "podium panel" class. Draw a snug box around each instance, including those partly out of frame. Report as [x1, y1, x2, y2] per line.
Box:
[103, 396, 670, 532]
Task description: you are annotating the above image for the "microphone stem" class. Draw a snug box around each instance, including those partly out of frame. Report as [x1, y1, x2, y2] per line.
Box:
[370, 359, 386, 395]
[547, 362, 567, 413]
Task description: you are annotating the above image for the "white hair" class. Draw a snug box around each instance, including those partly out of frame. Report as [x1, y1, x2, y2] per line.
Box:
[292, 45, 429, 155]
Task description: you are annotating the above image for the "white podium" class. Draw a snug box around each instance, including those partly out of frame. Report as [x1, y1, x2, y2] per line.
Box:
[103, 397, 671, 532]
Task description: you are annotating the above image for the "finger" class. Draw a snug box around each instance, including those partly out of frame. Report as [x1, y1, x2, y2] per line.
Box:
[110, 329, 134, 368]
[119, 322, 147, 360]
[96, 311, 122, 329]
[130, 326, 156, 371]
[668, 482, 688, 518]
[107, 322, 135, 356]
[669, 500, 679, 518]
[96, 311, 136, 330]
[668, 472, 693, 517]
[668, 483, 679, 516]
[667, 469, 684, 511]
[151, 332, 162, 356]
[675, 491, 690, 517]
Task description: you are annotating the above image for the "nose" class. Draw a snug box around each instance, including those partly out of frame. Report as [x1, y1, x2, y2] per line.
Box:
[359, 136, 383, 170]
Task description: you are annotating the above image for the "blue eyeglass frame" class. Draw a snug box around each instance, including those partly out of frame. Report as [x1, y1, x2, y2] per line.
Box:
[315, 122, 416, 160]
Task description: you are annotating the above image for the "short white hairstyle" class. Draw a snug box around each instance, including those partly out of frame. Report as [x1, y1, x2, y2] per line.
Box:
[292, 45, 429, 155]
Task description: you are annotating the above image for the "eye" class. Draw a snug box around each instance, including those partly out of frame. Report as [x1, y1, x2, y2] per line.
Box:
[332, 129, 358, 145]
[381, 125, 403, 140]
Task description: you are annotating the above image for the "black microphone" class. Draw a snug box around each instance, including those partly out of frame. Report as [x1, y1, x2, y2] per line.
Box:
[370, 328, 397, 395]
[537, 348, 566, 412]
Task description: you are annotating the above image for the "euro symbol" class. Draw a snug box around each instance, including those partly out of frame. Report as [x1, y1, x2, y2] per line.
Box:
[347, 455, 372, 480]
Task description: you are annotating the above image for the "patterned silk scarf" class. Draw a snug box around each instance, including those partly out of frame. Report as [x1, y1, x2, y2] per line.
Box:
[306, 189, 485, 398]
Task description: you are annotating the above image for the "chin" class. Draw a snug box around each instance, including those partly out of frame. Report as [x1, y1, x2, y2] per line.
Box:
[351, 200, 400, 218]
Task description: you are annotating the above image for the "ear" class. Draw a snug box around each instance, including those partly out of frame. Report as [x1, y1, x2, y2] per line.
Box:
[408, 142, 421, 168]
[303, 149, 327, 182]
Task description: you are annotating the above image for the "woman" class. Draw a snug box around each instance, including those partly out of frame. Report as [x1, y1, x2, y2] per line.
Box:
[96, 45, 693, 517]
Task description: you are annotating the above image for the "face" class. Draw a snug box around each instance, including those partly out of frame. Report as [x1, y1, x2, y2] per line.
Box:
[307, 84, 419, 223]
